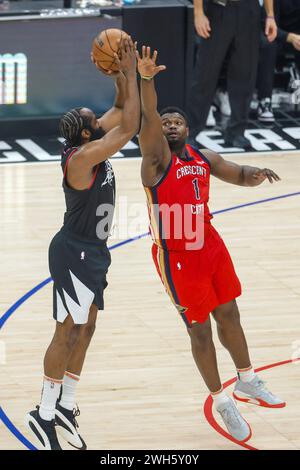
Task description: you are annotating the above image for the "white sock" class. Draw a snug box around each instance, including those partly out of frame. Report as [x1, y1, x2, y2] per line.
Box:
[39, 376, 63, 421]
[59, 371, 80, 411]
[237, 366, 256, 383]
[211, 387, 230, 407]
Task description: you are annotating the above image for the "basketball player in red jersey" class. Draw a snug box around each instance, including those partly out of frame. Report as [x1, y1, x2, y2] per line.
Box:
[25, 38, 139, 450]
[137, 46, 285, 443]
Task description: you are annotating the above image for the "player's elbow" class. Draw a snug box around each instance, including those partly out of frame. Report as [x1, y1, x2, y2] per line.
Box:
[120, 119, 139, 138]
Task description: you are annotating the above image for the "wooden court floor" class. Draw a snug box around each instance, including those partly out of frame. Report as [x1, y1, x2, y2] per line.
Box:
[0, 152, 300, 450]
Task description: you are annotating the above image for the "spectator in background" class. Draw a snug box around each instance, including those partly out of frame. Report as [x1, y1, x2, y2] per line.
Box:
[257, 0, 300, 122]
[187, 0, 277, 149]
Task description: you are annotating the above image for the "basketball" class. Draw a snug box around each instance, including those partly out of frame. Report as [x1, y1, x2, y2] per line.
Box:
[92, 28, 129, 72]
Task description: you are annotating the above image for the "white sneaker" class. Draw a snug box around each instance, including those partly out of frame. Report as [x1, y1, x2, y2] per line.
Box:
[25, 407, 62, 450]
[233, 376, 286, 408]
[216, 397, 252, 442]
[206, 106, 216, 127]
[55, 403, 87, 449]
[215, 90, 231, 116]
[257, 98, 275, 123]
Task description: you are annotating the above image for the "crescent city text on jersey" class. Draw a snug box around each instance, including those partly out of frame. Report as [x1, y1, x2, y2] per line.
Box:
[176, 165, 207, 179]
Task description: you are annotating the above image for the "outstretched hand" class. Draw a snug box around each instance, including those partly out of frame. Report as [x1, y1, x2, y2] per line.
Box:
[252, 168, 281, 184]
[136, 46, 166, 79]
[115, 36, 137, 75]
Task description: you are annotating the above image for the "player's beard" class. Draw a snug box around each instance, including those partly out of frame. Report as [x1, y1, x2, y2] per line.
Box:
[168, 136, 186, 153]
[88, 126, 106, 141]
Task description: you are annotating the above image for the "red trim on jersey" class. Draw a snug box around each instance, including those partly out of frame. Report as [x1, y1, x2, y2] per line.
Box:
[63, 148, 78, 178]
[63, 148, 99, 191]
[88, 165, 100, 190]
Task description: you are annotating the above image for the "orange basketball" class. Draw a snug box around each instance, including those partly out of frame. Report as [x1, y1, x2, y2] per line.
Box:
[92, 28, 129, 72]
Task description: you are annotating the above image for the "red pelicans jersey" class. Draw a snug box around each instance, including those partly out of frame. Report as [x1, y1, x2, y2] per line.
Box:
[144, 145, 213, 251]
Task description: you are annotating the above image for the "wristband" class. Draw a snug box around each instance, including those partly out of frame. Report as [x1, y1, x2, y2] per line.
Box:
[140, 75, 154, 81]
[267, 15, 275, 19]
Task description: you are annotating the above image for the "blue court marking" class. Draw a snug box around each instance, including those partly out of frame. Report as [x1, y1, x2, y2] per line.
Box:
[0, 190, 299, 450]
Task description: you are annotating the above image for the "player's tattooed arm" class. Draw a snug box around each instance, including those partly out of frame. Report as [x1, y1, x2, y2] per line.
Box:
[202, 149, 281, 186]
[136, 46, 171, 186]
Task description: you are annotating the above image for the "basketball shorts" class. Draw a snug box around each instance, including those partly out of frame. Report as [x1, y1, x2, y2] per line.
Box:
[48, 229, 111, 325]
[152, 225, 242, 327]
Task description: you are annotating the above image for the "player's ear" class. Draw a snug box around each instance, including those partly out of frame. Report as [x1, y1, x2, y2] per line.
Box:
[81, 128, 91, 140]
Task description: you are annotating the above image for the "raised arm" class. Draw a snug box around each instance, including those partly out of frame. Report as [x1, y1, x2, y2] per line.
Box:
[137, 46, 171, 187]
[67, 38, 140, 189]
[96, 69, 127, 133]
[202, 149, 281, 186]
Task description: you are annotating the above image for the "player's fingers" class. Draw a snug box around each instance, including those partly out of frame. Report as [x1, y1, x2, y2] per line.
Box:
[146, 46, 151, 58]
[128, 36, 134, 50]
[120, 38, 127, 54]
[264, 170, 273, 183]
[135, 49, 141, 61]
[126, 36, 132, 53]
[113, 52, 121, 68]
[156, 65, 167, 73]
[270, 171, 281, 181]
[152, 50, 158, 63]
[142, 45, 146, 59]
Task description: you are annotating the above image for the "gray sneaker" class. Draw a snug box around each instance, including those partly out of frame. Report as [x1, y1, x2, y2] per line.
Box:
[233, 376, 286, 408]
[216, 398, 252, 442]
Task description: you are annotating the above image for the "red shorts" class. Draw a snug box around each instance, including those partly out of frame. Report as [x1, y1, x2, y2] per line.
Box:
[152, 225, 242, 327]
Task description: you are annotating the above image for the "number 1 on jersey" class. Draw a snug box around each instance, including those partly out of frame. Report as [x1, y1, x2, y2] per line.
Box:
[192, 178, 200, 200]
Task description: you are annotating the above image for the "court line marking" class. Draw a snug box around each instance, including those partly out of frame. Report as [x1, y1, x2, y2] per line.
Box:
[204, 358, 300, 451]
[1, 149, 300, 167]
[0, 190, 300, 450]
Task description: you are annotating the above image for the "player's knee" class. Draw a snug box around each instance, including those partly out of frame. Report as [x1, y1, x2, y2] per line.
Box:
[66, 324, 81, 350]
[189, 326, 212, 351]
[81, 321, 96, 340]
[54, 323, 80, 351]
[214, 304, 241, 329]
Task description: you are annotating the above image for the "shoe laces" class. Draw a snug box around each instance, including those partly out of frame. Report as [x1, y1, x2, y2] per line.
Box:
[72, 404, 80, 428]
[263, 99, 272, 112]
[254, 379, 275, 397]
[219, 401, 243, 428]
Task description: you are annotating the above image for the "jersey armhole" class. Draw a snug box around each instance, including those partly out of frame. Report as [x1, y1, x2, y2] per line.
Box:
[63, 148, 99, 191]
[143, 156, 173, 189]
[88, 165, 100, 190]
[63, 148, 78, 178]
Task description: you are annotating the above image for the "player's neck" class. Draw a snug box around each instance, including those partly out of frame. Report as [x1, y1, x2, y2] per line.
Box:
[171, 144, 186, 159]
